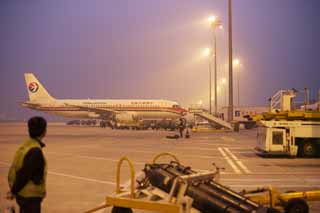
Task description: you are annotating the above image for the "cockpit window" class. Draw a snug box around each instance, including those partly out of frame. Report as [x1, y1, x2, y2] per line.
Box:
[173, 104, 180, 108]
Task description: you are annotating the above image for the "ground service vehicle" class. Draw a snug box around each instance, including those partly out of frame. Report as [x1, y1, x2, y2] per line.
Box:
[255, 89, 320, 157]
[256, 120, 320, 157]
[85, 153, 320, 213]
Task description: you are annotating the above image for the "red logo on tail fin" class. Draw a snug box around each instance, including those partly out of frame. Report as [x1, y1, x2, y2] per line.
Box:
[28, 82, 39, 93]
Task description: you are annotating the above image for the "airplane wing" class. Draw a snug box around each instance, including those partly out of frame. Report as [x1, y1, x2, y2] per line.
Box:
[64, 103, 117, 120]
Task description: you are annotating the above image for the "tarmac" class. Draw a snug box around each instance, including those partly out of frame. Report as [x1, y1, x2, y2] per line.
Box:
[0, 122, 320, 212]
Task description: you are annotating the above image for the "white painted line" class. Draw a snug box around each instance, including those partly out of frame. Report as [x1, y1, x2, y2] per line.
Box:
[182, 143, 231, 146]
[47, 151, 146, 165]
[0, 160, 116, 185]
[0, 161, 10, 168]
[231, 151, 255, 154]
[221, 136, 236, 142]
[0, 161, 10, 165]
[218, 147, 241, 174]
[48, 151, 221, 162]
[224, 148, 252, 174]
[79, 155, 146, 165]
[48, 171, 116, 185]
[245, 172, 320, 175]
[221, 178, 320, 182]
[191, 155, 221, 159]
[227, 184, 320, 188]
[225, 147, 255, 150]
[236, 161, 252, 174]
[179, 147, 217, 151]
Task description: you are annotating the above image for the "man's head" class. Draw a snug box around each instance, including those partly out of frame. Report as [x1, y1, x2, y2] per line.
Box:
[28, 116, 47, 139]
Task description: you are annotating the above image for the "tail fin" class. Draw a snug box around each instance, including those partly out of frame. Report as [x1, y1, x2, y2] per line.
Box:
[24, 73, 55, 101]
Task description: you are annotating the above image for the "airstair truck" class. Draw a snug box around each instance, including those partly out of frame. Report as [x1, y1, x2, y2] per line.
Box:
[256, 120, 320, 157]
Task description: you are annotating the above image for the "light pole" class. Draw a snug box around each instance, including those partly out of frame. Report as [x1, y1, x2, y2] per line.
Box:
[217, 85, 221, 100]
[233, 58, 241, 107]
[221, 78, 227, 106]
[208, 16, 222, 116]
[228, 0, 234, 122]
[203, 48, 213, 114]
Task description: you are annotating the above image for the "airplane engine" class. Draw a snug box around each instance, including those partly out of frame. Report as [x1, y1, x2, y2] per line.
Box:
[115, 112, 138, 122]
[88, 112, 100, 118]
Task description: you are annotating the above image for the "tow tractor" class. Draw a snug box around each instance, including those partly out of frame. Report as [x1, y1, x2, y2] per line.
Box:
[85, 153, 320, 213]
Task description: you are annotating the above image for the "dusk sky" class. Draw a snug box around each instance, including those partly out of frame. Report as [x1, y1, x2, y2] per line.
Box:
[1, 0, 319, 120]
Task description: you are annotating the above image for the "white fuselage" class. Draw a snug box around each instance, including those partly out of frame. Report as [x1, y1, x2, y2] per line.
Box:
[23, 99, 186, 121]
[22, 73, 187, 122]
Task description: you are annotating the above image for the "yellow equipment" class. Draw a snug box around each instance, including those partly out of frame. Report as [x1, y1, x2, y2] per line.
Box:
[85, 153, 320, 213]
[84, 153, 190, 213]
[243, 186, 320, 212]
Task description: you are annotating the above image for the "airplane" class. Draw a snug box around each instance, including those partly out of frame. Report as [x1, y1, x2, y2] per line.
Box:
[300, 102, 319, 111]
[21, 73, 187, 126]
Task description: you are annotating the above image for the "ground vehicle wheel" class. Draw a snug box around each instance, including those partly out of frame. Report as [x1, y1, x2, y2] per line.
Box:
[267, 208, 281, 213]
[285, 198, 309, 213]
[302, 142, 316, 157]
[111, 206, 132, 213]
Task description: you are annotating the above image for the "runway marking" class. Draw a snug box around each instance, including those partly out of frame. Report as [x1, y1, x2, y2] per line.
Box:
[221, 136, 236, 142]
[224, 148, 252, 174]
[191, 155, 222, 159]
[185, 143, 248, 147]
[218, 147, 241, 174]
[47, 151, 146, 165]
[0, 161, 9, 165]
[0, 161, 116, 185]
[47, 151, 221, 163]
[246, 172, 320, 175]
[226, 184, 320, 188]
[224, 147, 255, 150]
[179, 147, 217, 151]
[1, 162, 320, 192]
[221, 178, 320, 182]
[49, 171, 116, 185]
[231, 151, 255, 154]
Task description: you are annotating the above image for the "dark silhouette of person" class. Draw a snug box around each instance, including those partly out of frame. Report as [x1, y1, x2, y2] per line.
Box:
[8, 116, 47, 213]
[178, 118, 186, 138]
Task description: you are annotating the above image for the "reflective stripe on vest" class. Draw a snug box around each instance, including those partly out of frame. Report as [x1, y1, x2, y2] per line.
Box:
[8, 138, 46, 198]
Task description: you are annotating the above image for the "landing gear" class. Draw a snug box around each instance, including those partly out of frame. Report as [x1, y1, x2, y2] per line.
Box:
[100, 121, 107, 128]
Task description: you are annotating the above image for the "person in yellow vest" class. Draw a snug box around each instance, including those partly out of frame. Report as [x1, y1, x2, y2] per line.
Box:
[7, 116, 47, 213]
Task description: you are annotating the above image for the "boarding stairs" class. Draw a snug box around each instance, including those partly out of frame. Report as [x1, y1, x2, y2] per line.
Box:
[270, 89, 297, 112]
[195, 111, 232, 130]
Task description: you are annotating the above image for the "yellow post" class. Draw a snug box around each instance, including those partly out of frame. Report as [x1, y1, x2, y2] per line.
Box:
[116, 157, 135, 198]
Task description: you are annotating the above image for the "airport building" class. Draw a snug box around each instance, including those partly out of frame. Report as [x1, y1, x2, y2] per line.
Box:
[219, 106, 269, 122]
